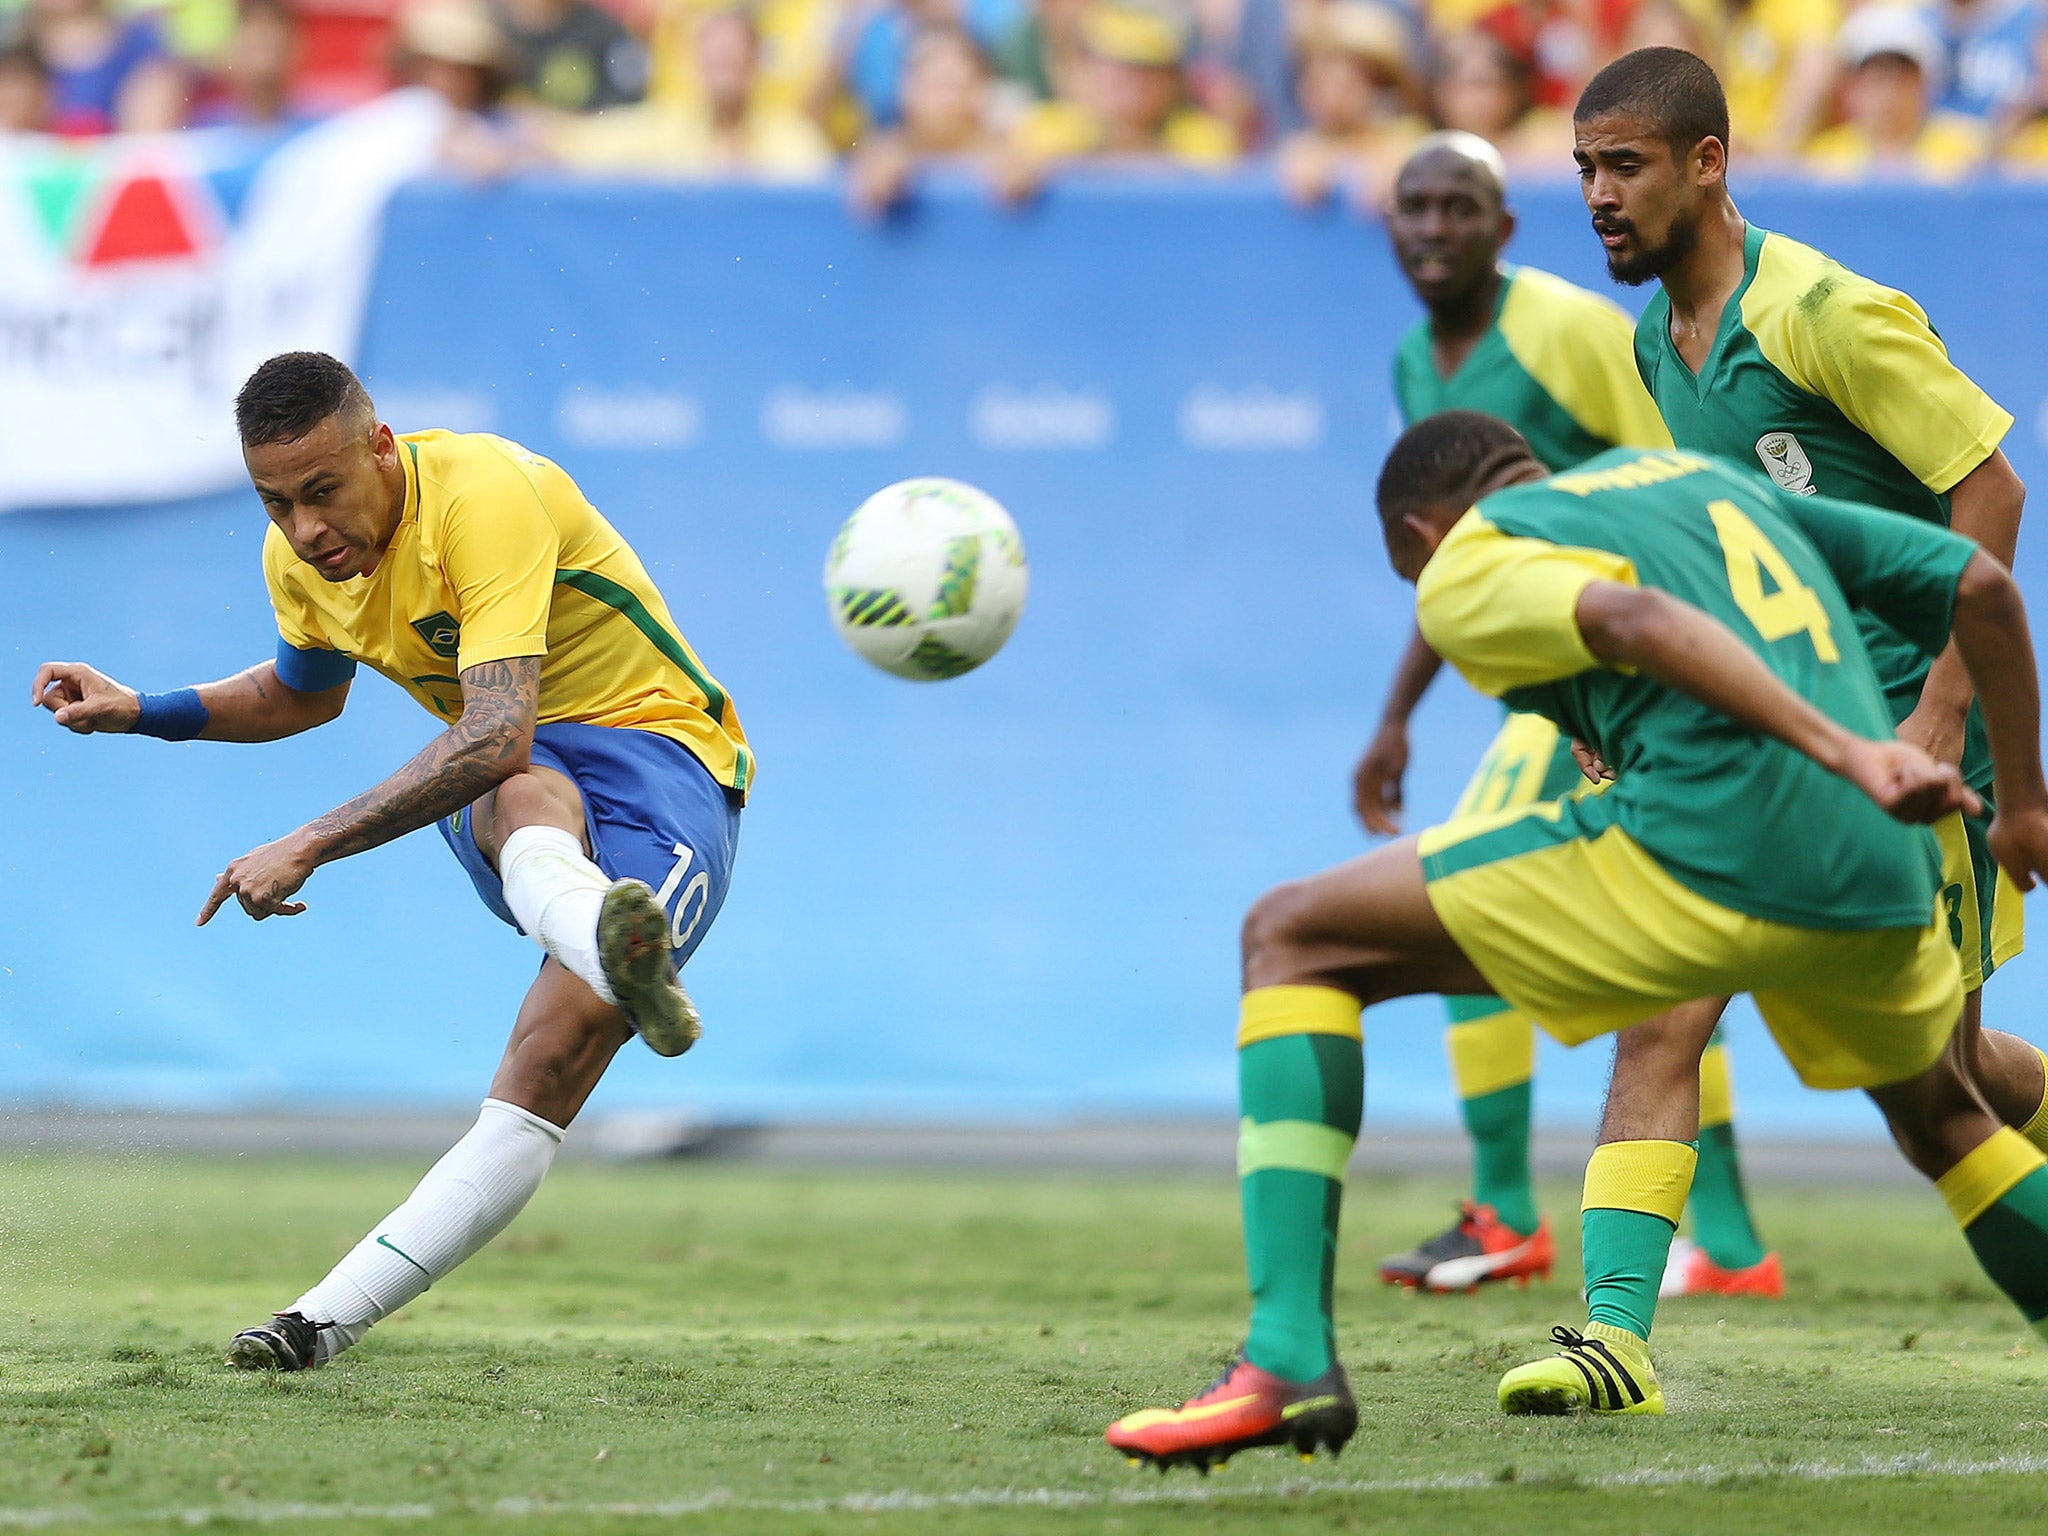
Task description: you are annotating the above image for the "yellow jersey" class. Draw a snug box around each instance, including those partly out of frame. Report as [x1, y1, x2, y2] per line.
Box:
[1801, 115, 1990, 183]
[263, 429, 753, 796]
[1012, 100, 1240, 166]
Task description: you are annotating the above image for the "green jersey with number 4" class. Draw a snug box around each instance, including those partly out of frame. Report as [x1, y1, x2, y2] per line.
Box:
[1416, 447, 1976, 931]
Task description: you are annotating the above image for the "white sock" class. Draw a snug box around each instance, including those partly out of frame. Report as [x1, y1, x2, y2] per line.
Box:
[499, 824, 617, 1004]
[292, 1098, 565, 1363]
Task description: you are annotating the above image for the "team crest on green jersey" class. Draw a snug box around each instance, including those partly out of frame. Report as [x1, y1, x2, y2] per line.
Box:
[410, 612, 461, 658]
[1755, 432, 1816, 496]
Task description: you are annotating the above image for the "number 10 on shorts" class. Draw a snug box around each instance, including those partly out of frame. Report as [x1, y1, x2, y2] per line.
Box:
[655, 843, 711, 951]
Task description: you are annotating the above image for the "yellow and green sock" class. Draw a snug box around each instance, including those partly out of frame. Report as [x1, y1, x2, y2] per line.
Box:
[1445, 1000, 1539, 1236]
[1938, 1129, 2048, 1338]
[1238, 985, 1363, 1383]
[1581, 1139, 1697, 1341]
[1687, 1029, 1767, 1271]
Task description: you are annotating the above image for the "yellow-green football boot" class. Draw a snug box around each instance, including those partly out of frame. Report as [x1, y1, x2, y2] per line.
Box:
[1498, 1324, 1664, 1415]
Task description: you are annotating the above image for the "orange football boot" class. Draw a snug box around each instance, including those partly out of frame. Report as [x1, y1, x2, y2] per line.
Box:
[1105, 1353, 1357, 1473]
[1378, 1202, 1554, 1293]
[1658, 1237, 1785, 1299]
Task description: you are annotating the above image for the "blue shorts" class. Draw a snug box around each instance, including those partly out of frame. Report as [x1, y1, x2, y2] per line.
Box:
[438, 722, 742, 967]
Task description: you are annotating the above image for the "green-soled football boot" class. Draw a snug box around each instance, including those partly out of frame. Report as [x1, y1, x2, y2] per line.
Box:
[1498, 1323, 1664, 1416]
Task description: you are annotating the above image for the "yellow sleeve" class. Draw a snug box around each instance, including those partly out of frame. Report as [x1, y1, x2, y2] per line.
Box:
[1762, 0, 1840, 45]
[262, 525, 327, 652]
[1415, 512, 1640, 697]
[1913, 115, 1990, 182]
[436, 452, 562, 673]
[1498, 269, 1673, 451]
[1748, 240, 2012, 493]
[1013, 101, 1099, 159]
[1161, 108, 1240, 166]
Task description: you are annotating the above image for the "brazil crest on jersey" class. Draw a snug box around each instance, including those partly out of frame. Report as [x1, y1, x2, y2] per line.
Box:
[1634, 224, 2011, 780]
[1395, 264, 1672, 472]
[1415, 447, 1975, 931]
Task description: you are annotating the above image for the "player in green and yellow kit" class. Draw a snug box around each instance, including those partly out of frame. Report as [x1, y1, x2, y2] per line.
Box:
[1105, 414, 2048, 1468]
[1359, 131, 1772, 1297]
[1515, 44, 2045, 1373]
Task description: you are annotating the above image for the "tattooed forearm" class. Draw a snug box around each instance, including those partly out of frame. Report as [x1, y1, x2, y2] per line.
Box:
[300, 656, 540, 865]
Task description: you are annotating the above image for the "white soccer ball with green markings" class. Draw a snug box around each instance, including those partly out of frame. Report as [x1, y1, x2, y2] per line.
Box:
[823, 478, 1028, 681]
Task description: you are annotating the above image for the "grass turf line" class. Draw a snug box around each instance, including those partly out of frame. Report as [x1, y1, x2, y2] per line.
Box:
[2, 1155, 2046, 1534]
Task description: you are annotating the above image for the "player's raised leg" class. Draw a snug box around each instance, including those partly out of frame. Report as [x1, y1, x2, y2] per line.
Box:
[477, 762, 702, 1058]
[1104, 837, 1491, 1471]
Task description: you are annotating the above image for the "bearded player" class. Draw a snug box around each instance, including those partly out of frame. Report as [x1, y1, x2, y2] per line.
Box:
[32, 352, 750, 1371]
[1360, 130, 1774, 1300]
[1483, 47, 2045, 1407]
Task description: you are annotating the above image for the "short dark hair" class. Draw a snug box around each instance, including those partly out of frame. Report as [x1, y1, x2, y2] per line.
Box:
[1376, 411, 1534, 525]
[235, 351, 375, 446]
[1574, 46, 1729, 153]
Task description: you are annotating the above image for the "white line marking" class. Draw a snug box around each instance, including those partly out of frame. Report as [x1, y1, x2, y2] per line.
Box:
[3, 1453, 2047, 1526]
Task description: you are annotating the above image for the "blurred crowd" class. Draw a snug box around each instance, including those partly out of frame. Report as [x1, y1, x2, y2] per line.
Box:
[3, 0, 2047, 194]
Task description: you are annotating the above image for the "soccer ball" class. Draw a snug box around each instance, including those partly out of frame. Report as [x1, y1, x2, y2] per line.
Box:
[823, 477, 1028, 681]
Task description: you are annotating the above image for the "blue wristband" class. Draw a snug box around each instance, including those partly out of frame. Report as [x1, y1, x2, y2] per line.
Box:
[134, 688, 210, 741]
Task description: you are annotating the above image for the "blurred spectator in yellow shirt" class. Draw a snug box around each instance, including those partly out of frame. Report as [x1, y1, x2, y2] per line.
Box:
[0, 37, 51, 128]
[996, 0, 1238, 196]
[846, 22, 996, 211]
[1804, 4, 1988, 179]
[1721, 0, 1839, 159]
[1275, 1, 1426, 205]
[648, 0, 838, 127]
[1428, 27, 1569, 167]
[497, 0, 650, 112]
[548, 3, 835, 173]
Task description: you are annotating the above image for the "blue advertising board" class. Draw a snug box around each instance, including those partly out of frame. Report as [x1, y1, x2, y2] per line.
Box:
[5, 175, 2045, 1131]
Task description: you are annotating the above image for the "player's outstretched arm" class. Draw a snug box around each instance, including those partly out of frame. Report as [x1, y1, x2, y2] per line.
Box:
[1573, 581, 1978, 826]
[1899, 450, 2026, 766]
[1943, 551, 2048, 890]
[197, 655, 541, 925]
[1353, 625, 1445, 834]
[32, 660, 348, 741]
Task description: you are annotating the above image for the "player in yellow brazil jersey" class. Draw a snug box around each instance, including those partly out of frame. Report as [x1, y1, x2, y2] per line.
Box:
[1105, 414, 2048, 1468]
[1359, 132, 1773, 1299]
[1529, 45, 2042, 1358]
[31, 353, 751, 1372]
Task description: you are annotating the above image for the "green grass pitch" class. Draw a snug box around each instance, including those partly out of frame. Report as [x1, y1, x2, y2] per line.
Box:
[3, 1152, 2048, 1535]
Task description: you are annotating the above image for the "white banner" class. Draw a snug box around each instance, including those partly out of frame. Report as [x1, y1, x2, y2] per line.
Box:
[0, 91, 449, 512]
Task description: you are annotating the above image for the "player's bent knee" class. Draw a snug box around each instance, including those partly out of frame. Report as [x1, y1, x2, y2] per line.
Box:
[1868, 1055, 1992, 1179]
[1241, 880, 1320, 989]
[490, 766, 584, 834]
